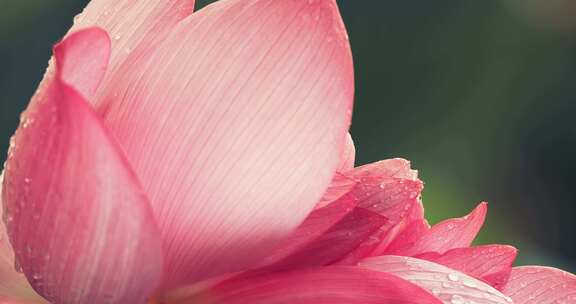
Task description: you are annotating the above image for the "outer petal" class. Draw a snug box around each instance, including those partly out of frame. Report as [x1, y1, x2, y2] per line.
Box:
[54, 26, 111, 98]
[380, 218, 429, 255]
[261, 208, 386, 272]
[336, 159, 425, 262]
[351, 160, 422, 217]
[315, 134, 356, 210]
[69, 0, 194, 98]
[348, 178, 424, 257]
[387, 203, 487, 256]
[2, 29, 163, 304]
[98, 0, 354, 287]
[0, 175, 47, 304]
[352, 158, 419, 181]
[337, 133, 355, 172]
[417, 245, 518, 290]
[34, 0, 195, 110]
[502, 266, 576, 304]
[315, 173, 356, 209]
[360, 256, 514, 304]
[161, 267, 443, 304]
[270, 158, 424, 268]
[259, 191, 360, 267]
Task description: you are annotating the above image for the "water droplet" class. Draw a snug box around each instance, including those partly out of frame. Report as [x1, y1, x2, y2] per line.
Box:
[19, 112, 27, 124]
[450, 295, 465, 304]
[14, 258, 23, 273]
[463, 279, 476, 288]
[113, 34, 122, 41]
[73, 14, 83, 23]
[448, 273, 459, 282]
[22, 117, 34, 129]
[9, 137, 16, 150]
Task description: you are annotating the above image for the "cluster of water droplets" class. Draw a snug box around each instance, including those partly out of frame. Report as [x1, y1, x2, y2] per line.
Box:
[434, 271, 514, 304]
[384, 257, 516, 304]
[2, 105, 54, 277]
[357, 178, 417, 218]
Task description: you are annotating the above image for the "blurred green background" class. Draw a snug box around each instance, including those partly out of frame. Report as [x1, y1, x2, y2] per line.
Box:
[0, 0, 574, 271]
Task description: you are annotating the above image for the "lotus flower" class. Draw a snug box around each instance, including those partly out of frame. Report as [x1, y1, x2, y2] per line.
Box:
[1, 0, 575, 303]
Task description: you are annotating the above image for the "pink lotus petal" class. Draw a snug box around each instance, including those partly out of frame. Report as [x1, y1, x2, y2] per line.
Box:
[262, 208, 386, 272]
[0, 297, 45, 304]
[1, 29, 163, 304]
[388, 202, 487, 256]
[416, 245, 518, 290]
[69, 0, 194, 98]
[338, 197, 424, 264]
[378, 218, 430, 255]
[163, 267, 443, 304]
[348, 159, 423, 228]
[502, 266, 576, 304]
[315, 173, 357, 210]
[258, 159, 427, 269]
[0, 298, 43, 304]
[360, 256, 514, 304]
[314, 134, 357, 209]
[352, 173, 423, 219]
[260, 190, 360, 267]
[53, 28, 111, 98]
[34, 1, 195, 109]
[96, 0, 354, 287]
[0, 176, 47, 304]
[352, 158, 419, 181]
[335, 159, 425, 261]
[338, 133, 356, 172]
